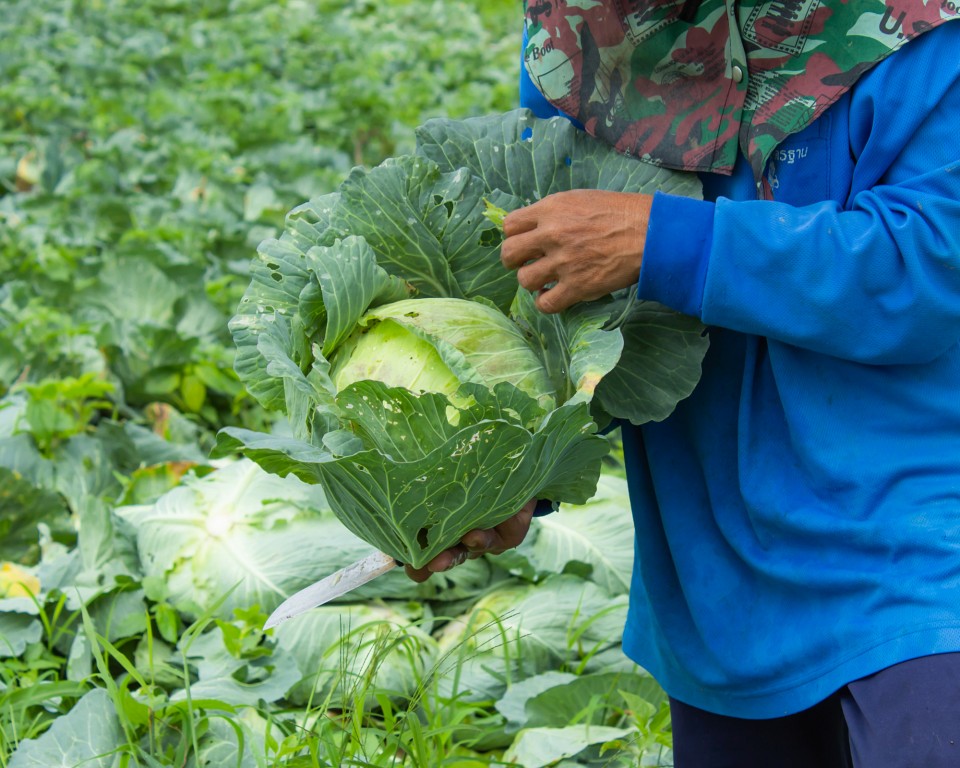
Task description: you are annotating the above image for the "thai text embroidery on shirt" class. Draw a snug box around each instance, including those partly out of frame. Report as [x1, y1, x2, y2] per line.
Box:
[767, 147, 809, 190]
[776, 147, 808, 164]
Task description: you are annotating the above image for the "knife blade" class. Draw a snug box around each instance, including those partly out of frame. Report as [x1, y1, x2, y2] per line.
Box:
[264, 550, 400, 630]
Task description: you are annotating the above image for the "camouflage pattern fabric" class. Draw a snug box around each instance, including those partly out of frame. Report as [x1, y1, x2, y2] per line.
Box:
[523, 1, 958, 194]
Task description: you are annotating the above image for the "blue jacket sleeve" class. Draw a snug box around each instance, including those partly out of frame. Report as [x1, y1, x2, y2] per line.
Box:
[639, 23, 960, 365]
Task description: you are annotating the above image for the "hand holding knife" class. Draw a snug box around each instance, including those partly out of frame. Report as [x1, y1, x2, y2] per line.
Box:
[263, 499, 538, 630]
[264, 550, 401, 630]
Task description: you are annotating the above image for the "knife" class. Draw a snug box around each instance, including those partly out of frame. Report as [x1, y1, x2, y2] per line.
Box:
[264, 550, 401, 630]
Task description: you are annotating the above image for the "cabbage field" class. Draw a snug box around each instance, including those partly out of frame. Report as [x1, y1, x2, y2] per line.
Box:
[0, 1, 684, 765]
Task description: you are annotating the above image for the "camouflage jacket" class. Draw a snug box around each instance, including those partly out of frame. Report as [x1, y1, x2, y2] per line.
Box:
[523, 1, 958, 190]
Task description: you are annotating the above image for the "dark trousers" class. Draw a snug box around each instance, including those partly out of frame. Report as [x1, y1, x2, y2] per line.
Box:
[670, 653, 960, 768]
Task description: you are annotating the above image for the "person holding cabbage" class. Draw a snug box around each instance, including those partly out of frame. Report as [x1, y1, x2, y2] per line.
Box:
[409, 4, 960, 766]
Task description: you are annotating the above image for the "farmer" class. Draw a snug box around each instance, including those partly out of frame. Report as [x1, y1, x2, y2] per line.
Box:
[408, 3, 960, 766]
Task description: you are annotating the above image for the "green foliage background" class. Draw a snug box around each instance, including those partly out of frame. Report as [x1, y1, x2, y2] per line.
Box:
[0, 0, 519, 422]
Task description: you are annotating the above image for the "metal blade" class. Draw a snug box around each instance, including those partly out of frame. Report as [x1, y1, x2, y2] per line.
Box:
[264, 550, 399, 630]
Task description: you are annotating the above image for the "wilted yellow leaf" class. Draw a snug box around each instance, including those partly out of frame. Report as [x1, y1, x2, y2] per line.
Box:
[0, 562, 41, 599]
[15, 151, 39, 191]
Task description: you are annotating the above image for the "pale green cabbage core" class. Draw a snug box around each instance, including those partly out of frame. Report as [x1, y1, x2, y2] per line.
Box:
[331, 318, 462, 397]
[330, 297, 556, 410]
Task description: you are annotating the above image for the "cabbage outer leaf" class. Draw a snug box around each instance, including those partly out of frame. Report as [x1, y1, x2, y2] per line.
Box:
[331, 157, 519, 312]
[217, 381, 608, 569]
[596, 302, 709, 423]
[415, 109, 699, 206]
[116, 461, 375, 620]
[7, 689, 122, 768]
[493, 474, 635, 596]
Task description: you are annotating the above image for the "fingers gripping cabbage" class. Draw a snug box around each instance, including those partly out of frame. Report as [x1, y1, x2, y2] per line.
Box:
[216, 110, 709, 569]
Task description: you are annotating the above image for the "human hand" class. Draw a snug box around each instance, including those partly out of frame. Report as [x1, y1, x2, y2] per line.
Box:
[404, 498, 537, 583]
[501, 189, 653, 313]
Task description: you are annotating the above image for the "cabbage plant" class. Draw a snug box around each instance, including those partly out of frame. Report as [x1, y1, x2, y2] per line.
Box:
[116, 460, 376, 620]
[216, 110, 707, 569]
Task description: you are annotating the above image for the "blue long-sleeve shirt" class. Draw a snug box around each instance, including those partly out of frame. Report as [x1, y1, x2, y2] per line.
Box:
[523, 22, 960, 717]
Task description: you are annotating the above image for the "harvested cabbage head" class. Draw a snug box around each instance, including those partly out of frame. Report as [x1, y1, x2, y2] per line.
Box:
[218, 110, 708, 569]
[218, 237, 612, 568]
